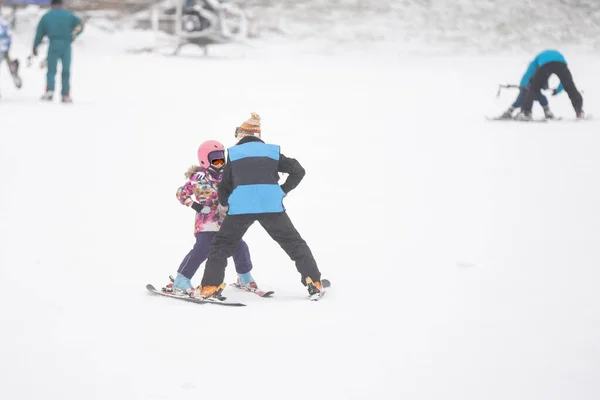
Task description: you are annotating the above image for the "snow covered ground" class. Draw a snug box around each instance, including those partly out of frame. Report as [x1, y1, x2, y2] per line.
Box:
[1, 5, 600, 400]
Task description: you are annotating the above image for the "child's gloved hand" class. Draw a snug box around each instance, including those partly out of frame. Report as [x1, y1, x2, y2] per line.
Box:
[191, 201, 211, 214]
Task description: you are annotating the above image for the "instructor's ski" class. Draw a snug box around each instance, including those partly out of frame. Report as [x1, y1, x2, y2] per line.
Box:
[146, 284, 246, 307]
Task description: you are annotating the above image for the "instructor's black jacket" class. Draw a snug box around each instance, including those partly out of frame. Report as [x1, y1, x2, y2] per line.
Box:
[218, 136, 305, 207]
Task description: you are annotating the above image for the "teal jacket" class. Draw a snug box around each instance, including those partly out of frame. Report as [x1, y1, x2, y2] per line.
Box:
[519, 49, 567, 95]
[33, 7, 83, 51]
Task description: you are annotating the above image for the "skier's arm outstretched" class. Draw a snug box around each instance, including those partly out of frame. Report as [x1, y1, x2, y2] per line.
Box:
[278, 154, 305, 194]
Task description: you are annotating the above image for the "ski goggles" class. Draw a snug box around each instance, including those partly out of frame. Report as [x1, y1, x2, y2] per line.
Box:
[208, 150, 225, 167]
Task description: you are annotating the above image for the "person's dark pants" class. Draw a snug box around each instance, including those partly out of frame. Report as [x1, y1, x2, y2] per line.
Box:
[201, 212, 321, 287]
[178, 231, 252, 279]
[522, 61, 583, 114]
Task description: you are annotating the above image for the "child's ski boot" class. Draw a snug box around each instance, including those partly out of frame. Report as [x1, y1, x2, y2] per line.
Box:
[170, 273, 194, 295]
[235, 271, 257, 290]
[499, 107, 515, 119]
[514, 111, 532, 121]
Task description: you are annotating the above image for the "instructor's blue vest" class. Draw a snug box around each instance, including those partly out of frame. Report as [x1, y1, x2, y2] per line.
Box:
[227, 142, 285, 215]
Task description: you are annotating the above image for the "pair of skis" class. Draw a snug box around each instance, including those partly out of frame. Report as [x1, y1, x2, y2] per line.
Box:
[146, 278, 331, 307]
[486, 115, 592, 123]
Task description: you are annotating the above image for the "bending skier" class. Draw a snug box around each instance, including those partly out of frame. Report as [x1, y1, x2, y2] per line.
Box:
[33, 0, 84, 103]
[194, 113, 325, 300]
[513, 49, 585, 120]
[167, 139, 259, 294]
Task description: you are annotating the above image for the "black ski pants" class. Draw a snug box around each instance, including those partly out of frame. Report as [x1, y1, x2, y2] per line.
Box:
[201, 212, 321, 287]
[522, 61, 583, 113]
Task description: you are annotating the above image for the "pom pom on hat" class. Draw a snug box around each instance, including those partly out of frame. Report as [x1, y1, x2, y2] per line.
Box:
[237, 112, 261, 137]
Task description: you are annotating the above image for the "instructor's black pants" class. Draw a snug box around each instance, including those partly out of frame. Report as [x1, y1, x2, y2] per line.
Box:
[522, 61, 583, 113]
[201, 212, 321, 287]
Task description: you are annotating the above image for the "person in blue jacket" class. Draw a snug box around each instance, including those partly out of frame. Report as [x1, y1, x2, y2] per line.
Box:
[33, 0, 84, 103]
[500, 59, 561, 119]
[514, 50, 584, 120]
[193, 113, 325, 300]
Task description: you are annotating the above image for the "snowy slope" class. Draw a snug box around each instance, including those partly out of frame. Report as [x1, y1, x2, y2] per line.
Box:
[1, 6, 600, 400]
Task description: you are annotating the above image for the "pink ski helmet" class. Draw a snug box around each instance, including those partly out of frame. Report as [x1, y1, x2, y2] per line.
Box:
[197, 140, 225, 168]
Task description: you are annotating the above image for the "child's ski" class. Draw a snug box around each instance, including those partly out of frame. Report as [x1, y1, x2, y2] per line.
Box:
[229, 282, 274, 297]
[146, 284, 246, 307]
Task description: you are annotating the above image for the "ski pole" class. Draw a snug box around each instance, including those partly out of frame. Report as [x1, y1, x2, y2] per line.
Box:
[496, 84, 521, 97]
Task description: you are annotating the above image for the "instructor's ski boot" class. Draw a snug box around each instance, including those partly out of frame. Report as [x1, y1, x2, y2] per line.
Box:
[41, 91, 54, 101]
[193, 283, 227, 300]
[544, 108, 556, 119]
[305, 277, 323, 296]
[576, 109, 586, 119]
[514, 111, 532, 121]
[62, 95, 73, 104]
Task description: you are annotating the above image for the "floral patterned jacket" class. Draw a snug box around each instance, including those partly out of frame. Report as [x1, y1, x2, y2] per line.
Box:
[176, 166, 224, 234]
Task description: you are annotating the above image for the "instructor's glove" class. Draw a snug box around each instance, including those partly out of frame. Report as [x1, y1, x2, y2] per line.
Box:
[32, 47, 38, 57]
[217, 203, 228, 221]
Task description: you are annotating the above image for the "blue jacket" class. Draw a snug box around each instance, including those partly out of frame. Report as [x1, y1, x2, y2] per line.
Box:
[520, 50, 566, 94]
[218, 136, 306, 215]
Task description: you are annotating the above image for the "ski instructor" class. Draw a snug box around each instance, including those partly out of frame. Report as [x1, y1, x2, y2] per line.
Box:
[33, 0, 84, 103]
[194, 113, 325, 300]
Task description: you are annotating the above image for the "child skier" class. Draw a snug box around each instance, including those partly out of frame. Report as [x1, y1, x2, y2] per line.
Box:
[32, 0, 84, 103]
[167, 139, 258, 294]
[194, 113, 325, 300]
[499, 77, 557, 120]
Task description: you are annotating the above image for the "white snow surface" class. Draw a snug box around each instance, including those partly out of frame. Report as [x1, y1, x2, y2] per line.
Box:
[1, 7, 600, 400]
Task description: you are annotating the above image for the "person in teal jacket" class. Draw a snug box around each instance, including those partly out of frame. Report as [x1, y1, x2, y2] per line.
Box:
[33, 0, 84, 103]
[499, 57, 563, 120]
[514, 49, 584, 120]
